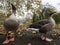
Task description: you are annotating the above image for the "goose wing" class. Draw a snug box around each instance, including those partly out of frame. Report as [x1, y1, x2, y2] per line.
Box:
[36, 19, 49, 25]
[39, 23, 52, 34]
[29, 19, 49, 28]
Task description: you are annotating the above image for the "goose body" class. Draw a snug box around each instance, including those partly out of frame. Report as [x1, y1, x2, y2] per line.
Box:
[3, 3, 19, 32]
[4, 18, 19, 31]
[3, 3, 19, 44]
[28, 12, 56, 34]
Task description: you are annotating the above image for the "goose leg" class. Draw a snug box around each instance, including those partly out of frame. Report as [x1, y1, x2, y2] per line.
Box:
[3, 31, 15, 44]
[45, 37, 53, 42]
[40, 33, 46, 40]
[7, 31, 15, 42]
[2, 38, 10, 44]
[40, 33, 53, 42]
[2, 31, 10, 44]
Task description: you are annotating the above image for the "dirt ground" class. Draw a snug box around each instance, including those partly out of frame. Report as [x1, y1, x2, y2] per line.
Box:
[0, 24, 60, 45]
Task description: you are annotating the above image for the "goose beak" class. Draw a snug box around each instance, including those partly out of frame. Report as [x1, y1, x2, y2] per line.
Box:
[51, 12, 57, 16]
[53, 12, 57, 15]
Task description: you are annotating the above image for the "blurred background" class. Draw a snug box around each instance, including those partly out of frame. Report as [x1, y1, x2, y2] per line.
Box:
[0, 0, 60, 45]
[0, 0, 60, 31]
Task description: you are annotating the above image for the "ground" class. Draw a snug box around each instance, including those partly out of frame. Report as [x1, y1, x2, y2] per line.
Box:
[0, 24, 60, 45]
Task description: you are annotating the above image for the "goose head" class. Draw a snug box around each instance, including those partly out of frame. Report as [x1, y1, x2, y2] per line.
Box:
[47, 11, 56, 17]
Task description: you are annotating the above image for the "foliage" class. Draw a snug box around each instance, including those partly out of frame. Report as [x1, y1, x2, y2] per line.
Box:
[0, 0, 60, 24]
[53, 13, 60, 24]
[0, 13, 6, 25]
[32, 12, 39, 23]
[32, 6, 56, 23]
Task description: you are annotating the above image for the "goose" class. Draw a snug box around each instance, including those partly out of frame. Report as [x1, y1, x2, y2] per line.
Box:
[3, 3, 19, 44]
[28, 11, 56, 42]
